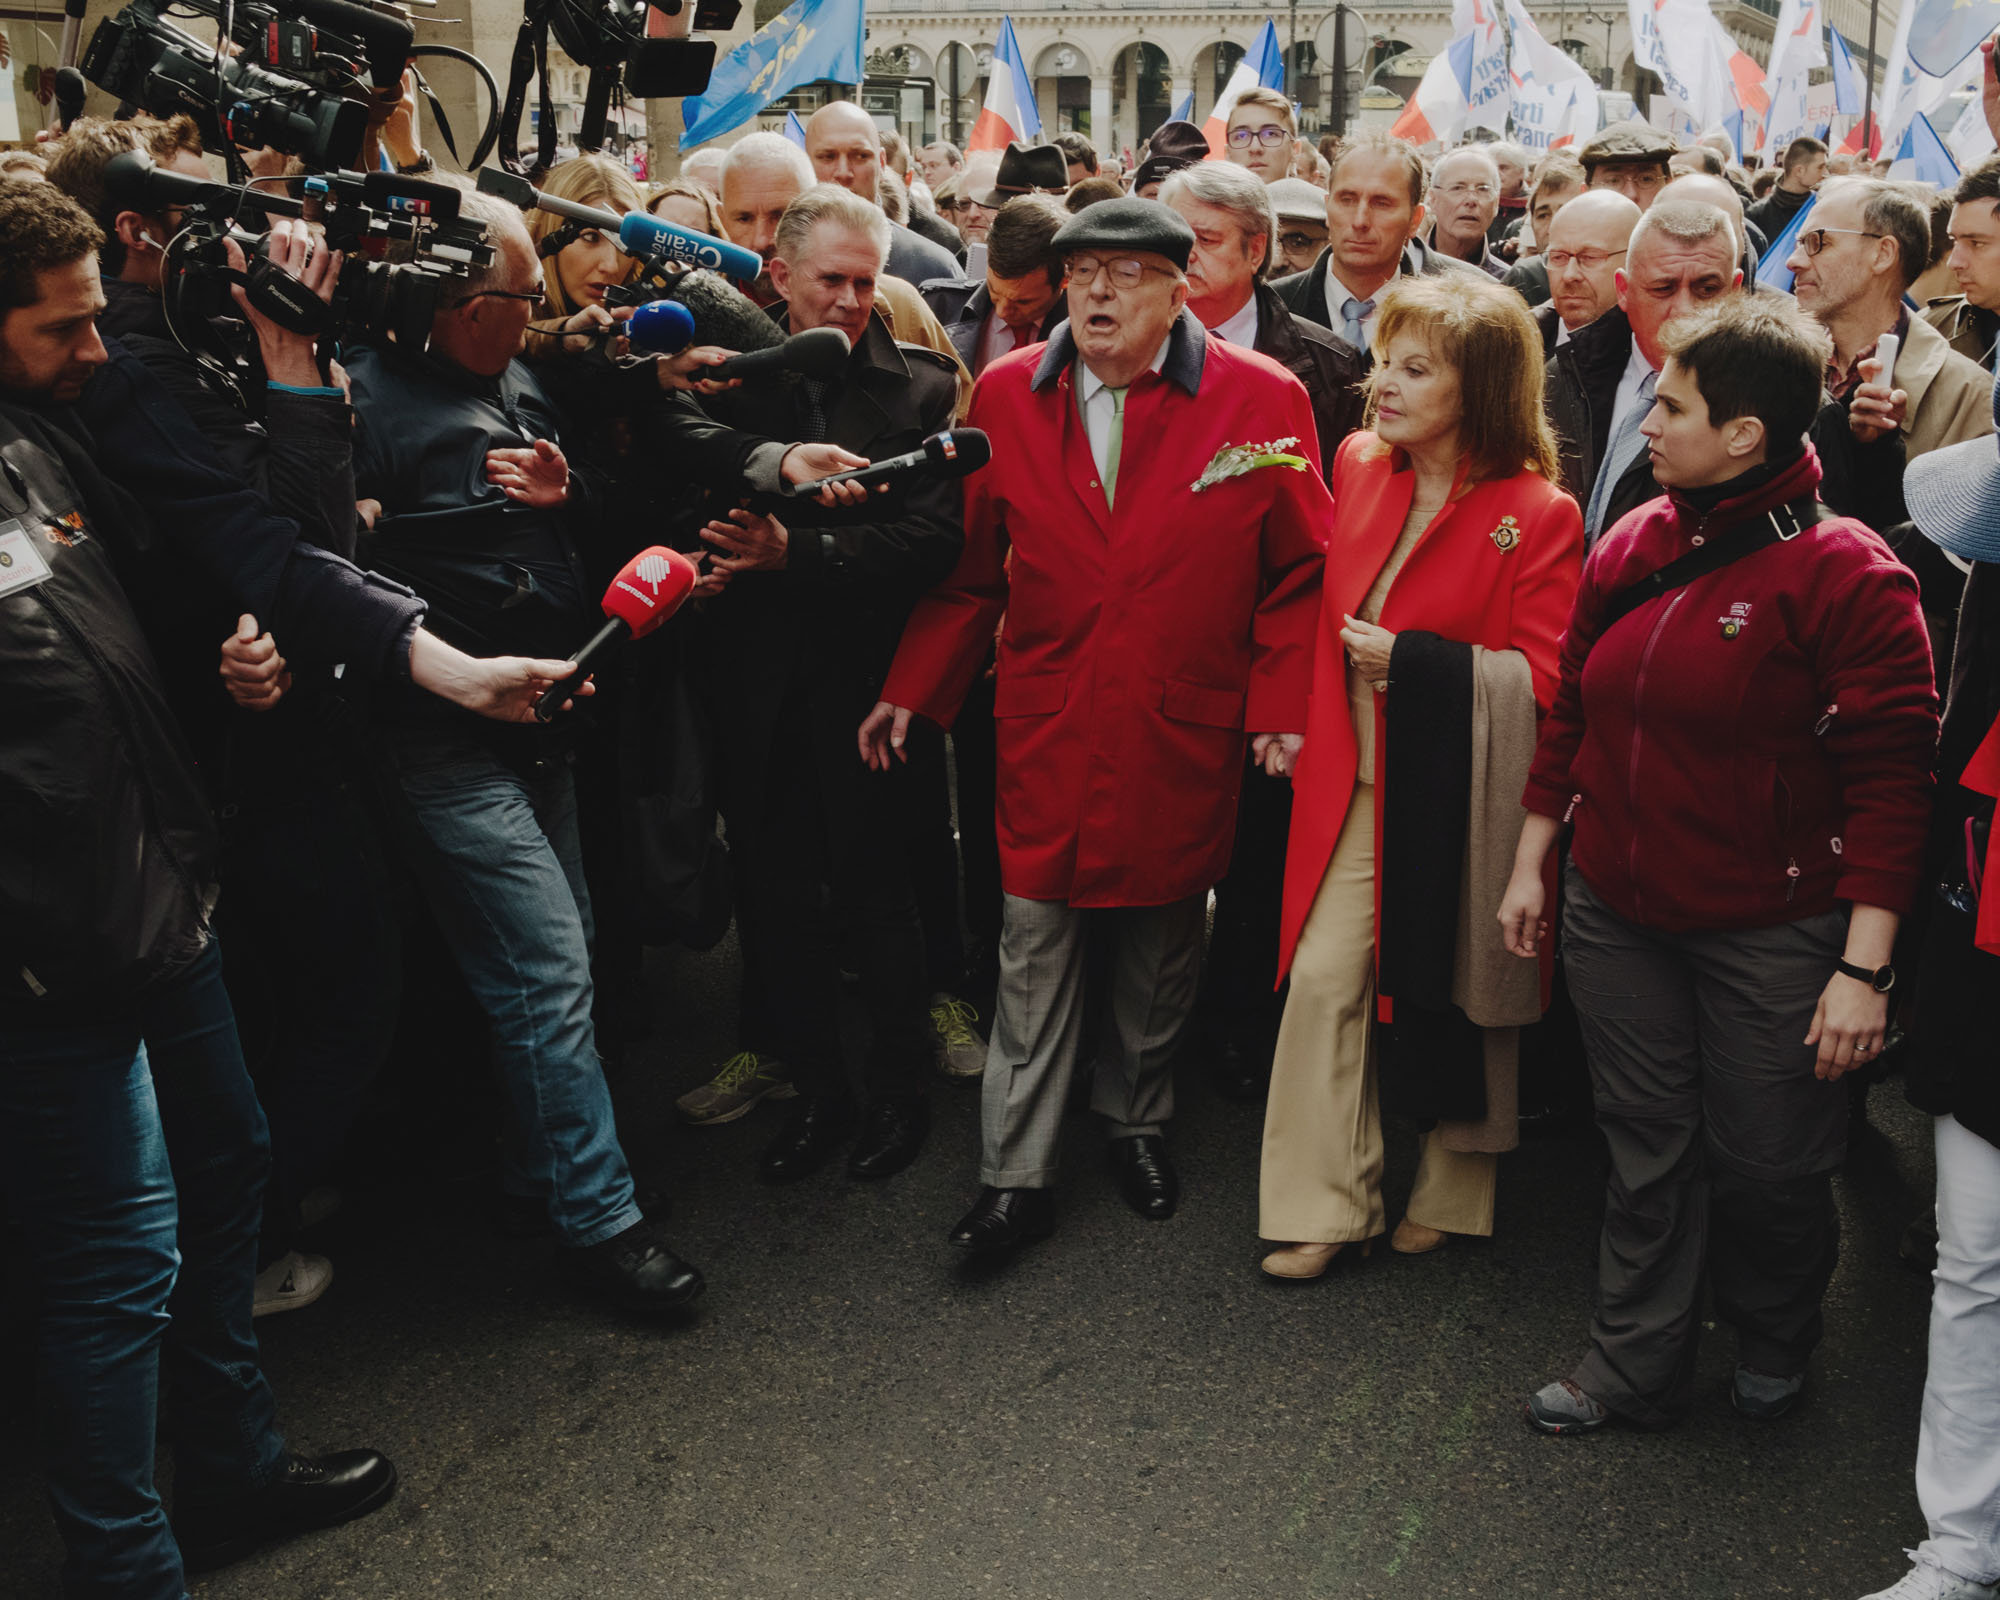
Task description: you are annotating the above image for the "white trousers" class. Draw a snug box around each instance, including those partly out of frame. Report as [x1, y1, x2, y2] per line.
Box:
[1914, 1113, 2000, 1585]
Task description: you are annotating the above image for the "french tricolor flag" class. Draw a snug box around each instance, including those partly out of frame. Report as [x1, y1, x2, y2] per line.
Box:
[1390, 33, 1474, 146]
[968, 16, 1042, 153]
[1202, 19, 1287, 156]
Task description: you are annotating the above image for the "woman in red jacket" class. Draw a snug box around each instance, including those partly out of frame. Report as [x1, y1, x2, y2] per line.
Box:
[1501, 294, 1938, 1434]
[1258, 274, 1583, 1281]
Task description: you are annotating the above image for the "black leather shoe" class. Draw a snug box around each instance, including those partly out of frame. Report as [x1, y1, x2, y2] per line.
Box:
[847, 1096, 929, 1180]
[760, 1094, 858, 1181]
[948, 1186, 1055, 1252]
[559, 1218, 704, 1313]
[174, 1449, 398, 1572]
[1209, 1025, 1271, 1102]
[1107, 1134, 1179, 1221]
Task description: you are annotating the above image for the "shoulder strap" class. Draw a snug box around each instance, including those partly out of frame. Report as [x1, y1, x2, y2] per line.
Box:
[1595, 494, 1823, 639]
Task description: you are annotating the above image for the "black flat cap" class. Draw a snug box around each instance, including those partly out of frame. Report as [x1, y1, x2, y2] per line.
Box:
[1131, 119, 1209, 193]
[974, 141, 1071, 207]
[1050, 196, 1195, 271]
[1579, 126, 1678, 173]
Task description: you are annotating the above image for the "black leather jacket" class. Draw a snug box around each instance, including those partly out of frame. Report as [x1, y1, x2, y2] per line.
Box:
[0, 402, 218, 1019]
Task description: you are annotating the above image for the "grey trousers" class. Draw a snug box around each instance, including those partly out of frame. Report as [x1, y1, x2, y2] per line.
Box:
[1562, 872, 1850, 1427]
[981, 892, 1207, 1189]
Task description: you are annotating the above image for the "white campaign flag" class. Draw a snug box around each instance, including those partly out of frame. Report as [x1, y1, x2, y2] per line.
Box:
[1761, 0, 1827, 153]
[1505, 0, 1596, 153]
[1628, 0, 1736, 132]
[1452, 0, 1513, 133]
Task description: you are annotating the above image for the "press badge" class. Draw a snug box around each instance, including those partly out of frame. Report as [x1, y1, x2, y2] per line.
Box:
[0, 517, 54, 601]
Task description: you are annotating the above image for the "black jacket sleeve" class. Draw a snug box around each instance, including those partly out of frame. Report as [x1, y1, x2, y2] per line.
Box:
[70, 338, 423, 679]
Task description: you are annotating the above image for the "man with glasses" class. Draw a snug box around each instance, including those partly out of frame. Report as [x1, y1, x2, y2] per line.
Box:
[861, 199, 1330, 1256]
[1426, 146, 1509, 278]
[1224, 88, 1296, 186]
[1538, 188, 1641, 352]
[1268, 177, 1331, 275]
[1794, 179, 1993, 533]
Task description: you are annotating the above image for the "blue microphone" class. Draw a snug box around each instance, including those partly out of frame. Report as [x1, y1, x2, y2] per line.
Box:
[617, 212, 763, 283]
[625, 299, 698, 355]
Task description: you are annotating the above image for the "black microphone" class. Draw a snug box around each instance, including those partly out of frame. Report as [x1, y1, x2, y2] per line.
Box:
[782, 428, 992, 498]
[709, 326, 850, 383]
[54, 67, 85, 132]
[290, 0, 414, 87]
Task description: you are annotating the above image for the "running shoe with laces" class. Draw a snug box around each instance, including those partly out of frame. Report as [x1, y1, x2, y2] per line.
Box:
[930, 992, 988, 1080]
[253, 1250, 333, 1317]
[676, 1051, 795, 1125]
[1858, 1555, 2000, 1600]
[1524, 1377, 1610, 1434]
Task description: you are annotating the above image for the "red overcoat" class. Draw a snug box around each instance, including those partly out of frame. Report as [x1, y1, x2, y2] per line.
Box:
[881, 314, 1331, 908]
[1277, 432, 1584, 978]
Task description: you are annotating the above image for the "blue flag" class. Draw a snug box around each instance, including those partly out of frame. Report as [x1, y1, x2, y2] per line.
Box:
[680, 0, 864, 150]
[783, 110, 807, 148]
[1756, 191, 1817, 293]
[1171, 90, 1195, 124]
[1906, 0, 2000, 79]
[1249, 17, 1285, 89]
[1829, 27, 1864, 117]
[1894, 112, 1962, 188]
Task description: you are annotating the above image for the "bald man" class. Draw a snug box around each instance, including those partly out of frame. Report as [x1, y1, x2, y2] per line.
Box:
[804, 101, 963, 283]
[1660, 172, 1768, 275]
[1538, 188, 1643, 353]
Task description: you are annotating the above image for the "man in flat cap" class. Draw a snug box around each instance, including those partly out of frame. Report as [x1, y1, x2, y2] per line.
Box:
[1579, 125, 1678, 213]
[861, 198, 1331, 1256]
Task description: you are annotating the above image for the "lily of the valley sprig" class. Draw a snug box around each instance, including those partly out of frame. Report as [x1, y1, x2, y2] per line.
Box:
[1191, 437, 1311, 492]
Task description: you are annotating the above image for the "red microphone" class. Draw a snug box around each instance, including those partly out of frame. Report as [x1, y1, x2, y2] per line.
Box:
[534, 545, 699, 721]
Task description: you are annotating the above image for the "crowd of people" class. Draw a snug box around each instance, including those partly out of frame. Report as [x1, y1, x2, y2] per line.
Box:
[5, 60, 2000, 1600]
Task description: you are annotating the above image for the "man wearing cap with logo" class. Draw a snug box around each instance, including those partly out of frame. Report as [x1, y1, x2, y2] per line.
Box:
[860, 198, 1331, 1255]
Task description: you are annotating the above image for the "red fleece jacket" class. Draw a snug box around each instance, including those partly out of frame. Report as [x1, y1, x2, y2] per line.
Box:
[1521, 447, 1939, 932]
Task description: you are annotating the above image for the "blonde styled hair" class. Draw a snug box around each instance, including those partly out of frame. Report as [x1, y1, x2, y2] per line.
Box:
[647, 178, 725, 237]
[528, 154, 643, 318]
[1365, 274, 1561, 485]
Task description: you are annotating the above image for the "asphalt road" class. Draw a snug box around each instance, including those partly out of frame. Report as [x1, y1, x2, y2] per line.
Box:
[0, 927, 1943, 1600]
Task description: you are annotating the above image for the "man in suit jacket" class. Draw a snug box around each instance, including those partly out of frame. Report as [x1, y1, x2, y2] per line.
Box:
[1269, 129, 1471, 360]
[863, 199, 1330, 1255]
[805, 101, 962, 289]
[691, 186, 966, 1187]
[921, 195, 1069, 377]
[1160, 158, 1368, 1099]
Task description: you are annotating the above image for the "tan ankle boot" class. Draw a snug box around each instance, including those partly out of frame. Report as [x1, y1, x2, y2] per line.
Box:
[1391, 1219, 1449, 1255]
[1259, 1239, 1372, 1281]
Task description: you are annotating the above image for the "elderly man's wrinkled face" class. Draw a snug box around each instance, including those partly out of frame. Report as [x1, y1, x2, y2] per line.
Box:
[770, 221, 881, 346]
[1617, 223, 1741, 369]
[1591, 160, 1670, 211]
[1166, 192, 1265, 324]
[1276, 215, 1328, 274]
[1066, 249, 1187, 377]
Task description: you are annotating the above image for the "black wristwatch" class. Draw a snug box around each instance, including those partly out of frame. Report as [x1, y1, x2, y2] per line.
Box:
[1835, 958, 1897, 993]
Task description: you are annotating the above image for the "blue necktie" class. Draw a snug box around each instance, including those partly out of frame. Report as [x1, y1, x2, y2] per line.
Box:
[1585, 368, 1657, 545]
[1338, 294, 1375, 353]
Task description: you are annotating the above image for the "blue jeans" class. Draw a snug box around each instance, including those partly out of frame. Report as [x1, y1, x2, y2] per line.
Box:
[0, 941, 286, 1600]
[383, 729, 641, 1248]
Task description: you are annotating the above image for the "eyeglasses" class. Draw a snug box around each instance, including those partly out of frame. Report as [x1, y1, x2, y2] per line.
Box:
[1545, 247, 1626, 272]
[449, 287, 545, 308]
[1797, 227, 1885, 256]
[1436, 181, 1497, 201]
[1278, 230, 1325, 253]
[1067, 254, 1180, 289]
[1227, 125, 1290, 149]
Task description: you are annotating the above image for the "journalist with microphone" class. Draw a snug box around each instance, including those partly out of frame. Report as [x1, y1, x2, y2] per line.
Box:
[689, 184, 966, 1183]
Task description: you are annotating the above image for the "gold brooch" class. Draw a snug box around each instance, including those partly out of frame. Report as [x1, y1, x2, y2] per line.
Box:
[1490, 515, 1520, 552]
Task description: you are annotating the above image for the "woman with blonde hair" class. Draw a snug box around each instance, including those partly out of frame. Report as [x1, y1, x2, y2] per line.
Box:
[647, 177, 726, 238]
[1258, 273, 1584, 1280]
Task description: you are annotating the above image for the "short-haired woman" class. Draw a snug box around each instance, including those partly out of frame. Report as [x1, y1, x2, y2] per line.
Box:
[1258, 274, 1584, 1280]
[1503, 294, 1938, 1433]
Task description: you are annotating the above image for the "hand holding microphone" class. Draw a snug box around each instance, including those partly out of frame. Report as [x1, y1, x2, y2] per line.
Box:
[780, 429, 993, 500]
[534, 546, 700, 721]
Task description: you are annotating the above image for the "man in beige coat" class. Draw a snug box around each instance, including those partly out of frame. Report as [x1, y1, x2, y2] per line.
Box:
[1794, 178, 1993, 532]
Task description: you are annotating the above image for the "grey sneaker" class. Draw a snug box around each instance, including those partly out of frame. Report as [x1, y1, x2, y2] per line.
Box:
[1859, 1556, 2000, 1599]
[676, 1051, 796, 1125]
[930, 993, 988, 1080]
[1732, 1364, 1805, 1420]
[253, 1250, 333, 1317]
[1524, 1378, 1610, 1435]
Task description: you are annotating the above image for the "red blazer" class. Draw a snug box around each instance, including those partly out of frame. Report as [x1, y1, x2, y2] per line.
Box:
[1278, 432, 1583, 977]
[882, 314, 1331, 908]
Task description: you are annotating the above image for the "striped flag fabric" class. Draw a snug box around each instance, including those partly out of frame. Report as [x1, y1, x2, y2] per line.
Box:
[967, 16, 1041, 153]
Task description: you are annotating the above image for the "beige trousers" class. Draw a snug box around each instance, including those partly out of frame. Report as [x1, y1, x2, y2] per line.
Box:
[1258, 792, 1498, 1243]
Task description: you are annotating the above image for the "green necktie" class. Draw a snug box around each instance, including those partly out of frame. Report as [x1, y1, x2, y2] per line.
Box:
[1103, 385, 1128, 506]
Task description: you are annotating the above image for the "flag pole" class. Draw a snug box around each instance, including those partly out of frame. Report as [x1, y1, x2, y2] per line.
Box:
[1861, 0, 1880, 154]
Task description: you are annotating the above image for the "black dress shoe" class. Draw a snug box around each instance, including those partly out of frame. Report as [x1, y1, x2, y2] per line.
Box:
[174, 1448, 398, 1572]
[1107, 1134, 1179, 1221]
[947, 1186, 1055, 1251]
[559, 1218, 705, 1313]
[847, 1096, 930, 1180]
[760, 1094, 858, 1181]
[1209, 1026, 1272, 1103]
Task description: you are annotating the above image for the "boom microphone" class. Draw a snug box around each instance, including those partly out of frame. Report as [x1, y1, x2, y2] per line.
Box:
[659, 267, 782, 357]
[535, 545, 699, 721]
[708, 326, 849, 382]
[782, 428, 992, 499]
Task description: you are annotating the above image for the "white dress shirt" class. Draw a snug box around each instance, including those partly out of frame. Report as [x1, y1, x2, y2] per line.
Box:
[1604, 341, 1660, 452]
[1211, 294, 1261, 348]
[1076, 336, 1171, 481]
[1323, 270, 1383, 350]
[976, 311, 1018, 376]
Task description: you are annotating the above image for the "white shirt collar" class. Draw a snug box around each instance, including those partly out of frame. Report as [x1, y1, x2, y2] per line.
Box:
[1211, 294, 1261, 348]
[1077, 335, 1172, 401]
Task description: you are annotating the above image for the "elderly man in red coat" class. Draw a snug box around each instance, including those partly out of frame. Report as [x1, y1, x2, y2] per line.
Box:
[859, 198, 1331, 1253]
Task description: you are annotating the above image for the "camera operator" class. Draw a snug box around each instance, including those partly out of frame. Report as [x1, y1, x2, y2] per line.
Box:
[41, 115, 542, 1313]
[342, 186, 706, 1313]
[0, 176, 399, 1600]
